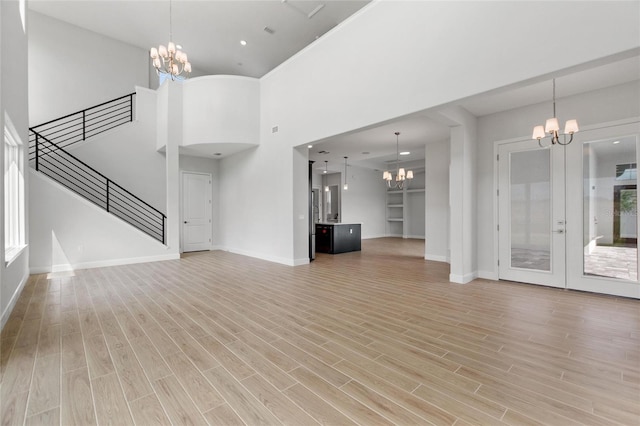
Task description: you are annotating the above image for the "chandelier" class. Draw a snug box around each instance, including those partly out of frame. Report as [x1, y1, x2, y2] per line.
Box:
[383, 132, 413, 189]
[532, 79, 578, 147]
[149, 0, 192, 80]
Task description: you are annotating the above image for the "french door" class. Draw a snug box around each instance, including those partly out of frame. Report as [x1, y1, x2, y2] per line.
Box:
[498, 140, 566, 288]
[498, 121, 640, 298]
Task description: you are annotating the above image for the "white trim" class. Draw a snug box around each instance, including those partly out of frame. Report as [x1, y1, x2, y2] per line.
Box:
[5, 244, 27, 267]
[223, 247, 301, 267]
[449, 271, 478, 284]
[405, 235, 426, 240]
[29, 253, 180, 275]
[361, 234, 388, 240]
[1, 273, 29, 331]
[425, 254, 448, 262]
[477, 270, 499, 280]
[293, 258, 310, 266]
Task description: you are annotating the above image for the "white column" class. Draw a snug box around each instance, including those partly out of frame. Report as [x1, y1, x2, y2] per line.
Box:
[435, 107, 478, 283]
[156, 82, 181, 253]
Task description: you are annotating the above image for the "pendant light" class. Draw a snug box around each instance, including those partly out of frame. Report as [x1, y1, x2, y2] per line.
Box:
[343, 157, 349, 190]
[532, 78, 579, 147]
[383, 132, 413, 189]
[324, 161, 329, 192]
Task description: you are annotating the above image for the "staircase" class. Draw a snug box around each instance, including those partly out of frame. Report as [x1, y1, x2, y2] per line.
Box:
[29, 93, 166, 244]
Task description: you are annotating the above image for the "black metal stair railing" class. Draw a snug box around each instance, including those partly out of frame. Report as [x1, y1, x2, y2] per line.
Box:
[28, 93, 135, 161]
[32, 130, 166, 244]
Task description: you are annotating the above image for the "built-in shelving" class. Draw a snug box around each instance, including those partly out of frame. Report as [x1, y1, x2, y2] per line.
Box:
[385, 171, 426, 238]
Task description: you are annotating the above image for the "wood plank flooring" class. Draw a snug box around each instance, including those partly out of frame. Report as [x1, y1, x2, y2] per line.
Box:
[1, 237, 638, 425]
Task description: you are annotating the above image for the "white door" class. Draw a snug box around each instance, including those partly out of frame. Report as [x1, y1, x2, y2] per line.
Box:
[181, 172, 212, 252]
[565, 122, 640, 298]
[498, 121, 640, 299]
[498, 140, 566, 288]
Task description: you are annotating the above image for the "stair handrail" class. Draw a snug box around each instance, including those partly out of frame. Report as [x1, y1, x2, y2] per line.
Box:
[29, 92, 135, 159]
[32, 129, 166, 243]
[30, 92, 135, 131]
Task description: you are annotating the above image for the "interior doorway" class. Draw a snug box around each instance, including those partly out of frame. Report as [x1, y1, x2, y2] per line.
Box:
[181, 171, 212, 252]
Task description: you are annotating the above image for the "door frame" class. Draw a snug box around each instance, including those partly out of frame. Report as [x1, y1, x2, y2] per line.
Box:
[180, 170, 213, 253]
[564, 120, 640, 298]
[496, 139, 566, 288]
[493, 118, 640, 298]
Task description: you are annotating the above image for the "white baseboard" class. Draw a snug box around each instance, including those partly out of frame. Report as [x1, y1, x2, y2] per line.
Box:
[361, 234, 387, 240]
[30, 253, 180, 275]
[224, 247, 302, 266]
[1, 273, 29, 331]
[425, 254, 448, 262]
[449, 271, 478, 284]
[477, 270, 498, 281]
[405, 235, 426, 240]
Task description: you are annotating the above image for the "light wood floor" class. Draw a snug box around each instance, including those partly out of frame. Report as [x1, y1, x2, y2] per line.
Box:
[1, 237, 639, 425]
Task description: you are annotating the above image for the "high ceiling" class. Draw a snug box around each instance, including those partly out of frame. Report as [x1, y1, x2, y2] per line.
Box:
[29, 0, 370, 78]
[29, 1, 640, 170]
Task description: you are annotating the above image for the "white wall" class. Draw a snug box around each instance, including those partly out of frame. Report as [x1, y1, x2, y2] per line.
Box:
[476, 81, 640, 278]
[1, 0, 30, 329]
[425, 140, 450, 261]
[29, 171, 177, 273]
[179, 155, 221, 248]
[221, 0, 639, 268]
[219, 142, 296, 265]
[69, 87, 166, 213]
[28, 11, 149, 125]
[182, 76, 260, 147]
[340, 165, 386, 239]
[24, 1, 640, 273]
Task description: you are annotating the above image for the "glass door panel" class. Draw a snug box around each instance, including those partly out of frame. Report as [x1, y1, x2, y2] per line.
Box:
[510, 150, 551, 271]
[566, 122, 640, 298]
[498, 140, 565, 288]
[581, 136, 638, 281]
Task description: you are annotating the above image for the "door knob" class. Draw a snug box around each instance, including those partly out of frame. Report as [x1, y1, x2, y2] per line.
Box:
[184, 221, 188, 224]
[553, 229, 564, 234]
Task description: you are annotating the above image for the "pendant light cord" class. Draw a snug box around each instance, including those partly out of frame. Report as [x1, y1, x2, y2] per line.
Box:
[552, 78, 556, 118]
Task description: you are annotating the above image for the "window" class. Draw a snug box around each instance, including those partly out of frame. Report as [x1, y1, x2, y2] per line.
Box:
[4, 114, 26, 263]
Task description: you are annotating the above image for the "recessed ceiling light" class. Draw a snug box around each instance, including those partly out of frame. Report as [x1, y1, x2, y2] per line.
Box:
[307, 145, 313, 148]
[613, 140, 621, 144]
[240, 40, 247, 46]
[176, 44, 183, 49]
[400, 151, 410, 156]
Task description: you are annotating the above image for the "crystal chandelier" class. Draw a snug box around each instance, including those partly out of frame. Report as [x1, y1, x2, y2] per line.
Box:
[383, 132, 413, 189]
[149, 0, 192, 80]
[532, 79, 578, 147]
